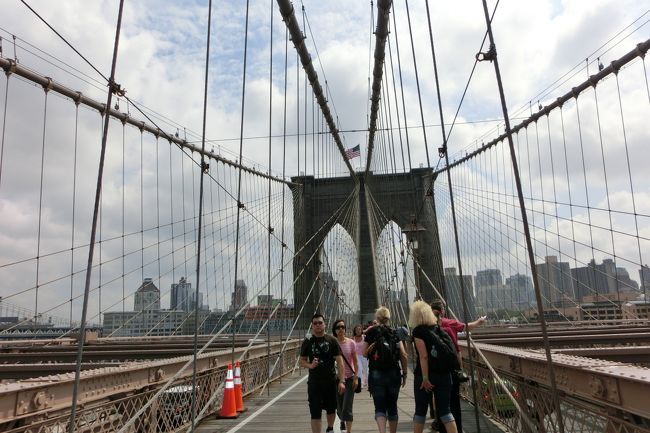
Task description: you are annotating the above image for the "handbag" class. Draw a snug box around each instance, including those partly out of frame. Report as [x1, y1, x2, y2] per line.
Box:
[341, 350, 362, 393]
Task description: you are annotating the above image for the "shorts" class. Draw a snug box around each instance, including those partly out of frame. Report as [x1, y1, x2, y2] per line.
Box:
[308, 379, 338, 419]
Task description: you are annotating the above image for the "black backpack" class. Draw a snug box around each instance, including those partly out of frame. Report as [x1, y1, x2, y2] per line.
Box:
[428, 325, 460, 374]
[369, 326, 400, 370]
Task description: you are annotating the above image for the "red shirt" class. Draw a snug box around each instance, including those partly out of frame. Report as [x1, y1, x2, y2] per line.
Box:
[440, 318, 465, 352]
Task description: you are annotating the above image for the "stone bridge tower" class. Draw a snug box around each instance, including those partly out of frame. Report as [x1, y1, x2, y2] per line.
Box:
[291, 168, 445, 327]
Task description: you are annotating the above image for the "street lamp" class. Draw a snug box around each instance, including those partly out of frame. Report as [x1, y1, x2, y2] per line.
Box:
[402, 220, 427, 301]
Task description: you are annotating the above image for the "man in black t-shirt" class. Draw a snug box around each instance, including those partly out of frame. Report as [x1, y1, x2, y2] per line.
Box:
[300, 313, 346, 433]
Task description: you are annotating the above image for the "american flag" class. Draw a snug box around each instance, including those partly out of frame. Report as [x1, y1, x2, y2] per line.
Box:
[344, 144, 361, 160]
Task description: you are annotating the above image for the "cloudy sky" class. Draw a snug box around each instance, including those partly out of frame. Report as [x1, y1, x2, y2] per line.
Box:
[0, 0, 648, 323]
[3, 0, 647, 171]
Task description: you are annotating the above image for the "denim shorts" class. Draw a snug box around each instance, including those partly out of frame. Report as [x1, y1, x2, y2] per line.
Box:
[413, 373, 454, 424]
[368, 368, 401, 421]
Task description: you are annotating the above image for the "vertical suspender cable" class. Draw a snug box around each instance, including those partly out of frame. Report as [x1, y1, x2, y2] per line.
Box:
[478, 0, 565, 430]
[70, 102, 79, 325]
[423, 2, 481, 428]
[121, 119, 125, 318]
[279, 26, 289, 382]
[69, 1, 125, 431]
[232, 0, 251, 364]
[615, 73, 646, 304]
[297, 51, 300, 175]
[35, 90, 49, 324]
[191, 0, 214, 429]
[404, 0, 430, 168]
[266, 0, 274, 396]
[387, 35, 406, 172]
[302, 6, 307, 174]
[0, 69, 10, 188]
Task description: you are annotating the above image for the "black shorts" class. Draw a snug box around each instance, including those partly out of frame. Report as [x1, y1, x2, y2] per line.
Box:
[307, 379, 338, 419]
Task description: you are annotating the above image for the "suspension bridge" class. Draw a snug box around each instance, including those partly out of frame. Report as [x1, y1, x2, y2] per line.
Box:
[1, 0, 649, 432]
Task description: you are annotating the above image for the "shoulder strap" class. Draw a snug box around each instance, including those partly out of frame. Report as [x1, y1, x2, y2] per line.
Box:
[340, 350, 356, 374]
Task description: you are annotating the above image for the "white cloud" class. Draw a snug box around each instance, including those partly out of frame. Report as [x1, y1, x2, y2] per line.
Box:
[0, 0, 648, 322]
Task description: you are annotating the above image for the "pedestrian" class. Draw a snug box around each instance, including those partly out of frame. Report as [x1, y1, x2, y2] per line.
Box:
[431, 299, 486, 433]
[409, 300, 458, 433]
[352, 324, 368, 388]
[363, 306, 408, 433]
[333, 319, 358, 432]
[300, 314, 347, 433]
[396, 323, 410, 343]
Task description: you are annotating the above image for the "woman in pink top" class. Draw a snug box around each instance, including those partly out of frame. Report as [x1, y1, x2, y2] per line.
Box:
[333, 319, 358, 432]
[352, 325, 368, 388]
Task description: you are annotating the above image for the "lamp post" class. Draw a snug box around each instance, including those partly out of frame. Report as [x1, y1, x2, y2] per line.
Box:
[402, 220, 426, 301]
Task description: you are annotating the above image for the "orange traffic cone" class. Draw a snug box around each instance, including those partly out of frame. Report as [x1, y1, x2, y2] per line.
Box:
[218, 363, 239, 419]
[234, 360, 246, 412]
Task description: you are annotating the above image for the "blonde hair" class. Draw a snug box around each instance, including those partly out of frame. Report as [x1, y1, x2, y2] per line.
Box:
[408, 300, 437, 328]
[375, 306, 391, 325]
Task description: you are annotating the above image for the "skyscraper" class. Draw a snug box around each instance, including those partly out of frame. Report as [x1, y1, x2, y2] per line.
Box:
[319, 272, 340, 320]
[230, 280, 248, 311]
[134, 278, 160, 312]
[443, 267, 476, 322]
[171, 277, 192, 311]
[640, 265, 650, 293]
[505, 273, 534, 310]
[475, 269, 503, 312]
[572, 258, 635, 301]
[535, 256, 574, 308]
[616, 267, 638, 291]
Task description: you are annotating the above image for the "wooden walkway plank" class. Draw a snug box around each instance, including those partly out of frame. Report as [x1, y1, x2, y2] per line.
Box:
[197, 371, 508, 433]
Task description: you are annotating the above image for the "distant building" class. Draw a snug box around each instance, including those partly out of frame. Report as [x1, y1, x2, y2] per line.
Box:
[622, 300, 650, 320]
[581, 291, 641, 303]
[475, 269, 503, 313]
[476, 269, 502, 288]
[319, 272, 340, 321]
[104, 278, 195, 337]
[535, 256, 574, 308]
[579, 301, 623, 321]
[171, 277, 201, 312]
[573, 259, 639, 301]
[598, 259, 620, 294]
[443, 267, 476, 322]
[134, 278, 160, 312]
[505, 273, 534, 310]
[103, 309, 187, 337]
[245, 304, 293, 321]
[200, 310, 231, 334]
[616, 267, 639, 291]
[230, 280, 248, 311]
[639, 265, 650, 292]
[571, 264, 597, 302]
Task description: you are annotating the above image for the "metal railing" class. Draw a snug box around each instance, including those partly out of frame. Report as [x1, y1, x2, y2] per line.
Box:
[0, 340, 301, 433]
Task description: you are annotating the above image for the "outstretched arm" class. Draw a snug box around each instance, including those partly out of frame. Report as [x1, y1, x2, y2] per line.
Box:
[467, 315, 487, 331]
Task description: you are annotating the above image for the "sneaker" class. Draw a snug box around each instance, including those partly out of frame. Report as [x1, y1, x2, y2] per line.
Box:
[325, 427, 333, 433]
[340, 421, 346, 431]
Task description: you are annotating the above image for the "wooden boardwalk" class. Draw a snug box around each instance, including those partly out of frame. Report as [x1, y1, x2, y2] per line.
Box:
[197, 371, 508, 433]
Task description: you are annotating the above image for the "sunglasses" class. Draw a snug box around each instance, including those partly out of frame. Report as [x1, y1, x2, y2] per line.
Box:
[335, 325, 346, 330]
[312, 321, 324, 325]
